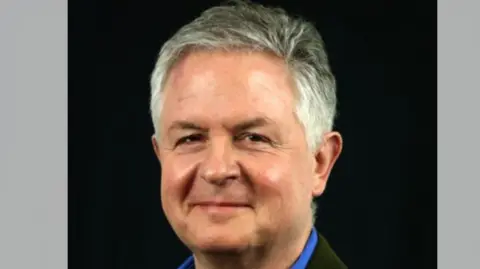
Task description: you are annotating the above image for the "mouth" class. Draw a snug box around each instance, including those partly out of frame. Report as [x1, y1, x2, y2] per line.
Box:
[193, 201, 251, 208]
[190, 201, 252, 214]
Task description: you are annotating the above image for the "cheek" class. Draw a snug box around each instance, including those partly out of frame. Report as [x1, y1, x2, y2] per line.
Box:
[261, 165, 292, 190]
[159, 166, 177, 216]
[246, 155, 314, 209]
[160, 155, 200, 207]
[247, 159, 296, 203]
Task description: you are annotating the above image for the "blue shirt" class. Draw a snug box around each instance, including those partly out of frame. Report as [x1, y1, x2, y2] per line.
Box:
[177, 228, 318, 269]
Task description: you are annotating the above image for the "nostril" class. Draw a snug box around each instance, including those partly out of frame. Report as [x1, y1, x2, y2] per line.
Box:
[201, 167, 240, 185]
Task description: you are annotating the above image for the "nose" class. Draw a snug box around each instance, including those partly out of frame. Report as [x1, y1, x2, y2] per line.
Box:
[198, 138, 240, 185]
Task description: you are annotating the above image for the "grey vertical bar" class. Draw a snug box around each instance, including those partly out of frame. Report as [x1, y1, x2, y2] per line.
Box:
[438, 0, 480, 268]
[0, 0, 67, 268]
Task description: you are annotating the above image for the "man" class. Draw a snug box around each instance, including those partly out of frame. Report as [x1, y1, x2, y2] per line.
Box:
[150, 1, 346, 268]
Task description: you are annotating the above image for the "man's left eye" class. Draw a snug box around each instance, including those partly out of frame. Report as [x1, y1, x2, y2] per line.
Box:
[236, 133, 271, 143]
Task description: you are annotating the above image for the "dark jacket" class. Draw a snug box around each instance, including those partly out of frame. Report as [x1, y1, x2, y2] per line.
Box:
[305, 233, 347, 269]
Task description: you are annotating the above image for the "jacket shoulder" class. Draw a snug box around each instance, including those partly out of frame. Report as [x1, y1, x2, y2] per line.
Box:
[306, 233, 347, 269]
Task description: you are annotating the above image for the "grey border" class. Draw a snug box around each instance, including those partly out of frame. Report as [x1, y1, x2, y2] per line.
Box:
[0, 0, 67, 268]
[438, 0, 479, 268]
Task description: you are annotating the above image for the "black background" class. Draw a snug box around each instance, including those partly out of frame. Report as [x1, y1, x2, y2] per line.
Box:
[69, 0, 436, 268]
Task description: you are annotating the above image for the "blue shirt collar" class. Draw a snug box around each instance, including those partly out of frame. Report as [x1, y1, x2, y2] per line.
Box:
[177, 256, 194, 269]
[176, 228, 318, 269]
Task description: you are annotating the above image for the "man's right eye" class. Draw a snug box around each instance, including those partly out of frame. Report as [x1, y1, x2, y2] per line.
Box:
[175, 134, 205, 147]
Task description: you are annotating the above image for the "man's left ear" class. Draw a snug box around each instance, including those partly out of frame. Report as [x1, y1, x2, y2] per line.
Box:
[312, 131, 343, 197]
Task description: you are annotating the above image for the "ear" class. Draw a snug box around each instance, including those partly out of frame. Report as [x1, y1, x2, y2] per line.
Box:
[151, 134, 162, 161]
[312, 131, 343, 197]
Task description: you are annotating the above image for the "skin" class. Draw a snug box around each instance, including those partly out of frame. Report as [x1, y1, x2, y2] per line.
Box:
[152, 50, 342, 269]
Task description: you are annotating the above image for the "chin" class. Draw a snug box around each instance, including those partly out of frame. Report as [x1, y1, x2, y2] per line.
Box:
[173, 206, 260, 252]
[188, 223, 254, 252]
[195, 234, 251, 253]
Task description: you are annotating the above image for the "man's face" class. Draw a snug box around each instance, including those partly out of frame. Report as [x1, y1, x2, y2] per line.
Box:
[153, 50, 340, 252]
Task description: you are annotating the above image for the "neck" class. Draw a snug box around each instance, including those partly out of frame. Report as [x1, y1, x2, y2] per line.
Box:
[193, 224, 313, 269]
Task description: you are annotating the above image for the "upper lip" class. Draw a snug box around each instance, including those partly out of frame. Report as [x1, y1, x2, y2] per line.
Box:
[191, 201, 251, 207]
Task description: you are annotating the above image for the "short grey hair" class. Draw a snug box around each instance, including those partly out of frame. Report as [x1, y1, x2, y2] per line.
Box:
[150, 0, 337, 223]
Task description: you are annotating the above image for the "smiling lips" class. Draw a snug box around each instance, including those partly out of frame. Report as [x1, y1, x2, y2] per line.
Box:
[191, 201, 251, 214]
[194, 201, 250, 207]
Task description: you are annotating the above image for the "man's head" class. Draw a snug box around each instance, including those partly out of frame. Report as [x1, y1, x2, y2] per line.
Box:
[150, 0, 342, 257]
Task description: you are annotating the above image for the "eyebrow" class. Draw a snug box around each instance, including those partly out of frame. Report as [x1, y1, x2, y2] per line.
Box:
[231, 117, 274, 133]
[167, 117, 275, 135]
[167, 121, 208, 134]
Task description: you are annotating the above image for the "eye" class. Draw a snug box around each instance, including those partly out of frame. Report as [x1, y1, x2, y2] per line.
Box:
[175, 133, 205, 147]
[236, 132, 271, 144]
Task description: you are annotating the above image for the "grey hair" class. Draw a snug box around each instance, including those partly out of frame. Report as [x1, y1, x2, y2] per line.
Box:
[150, 0, 336, 223]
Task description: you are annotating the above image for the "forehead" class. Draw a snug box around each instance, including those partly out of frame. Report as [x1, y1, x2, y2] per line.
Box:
[160, 50, 298, 127]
